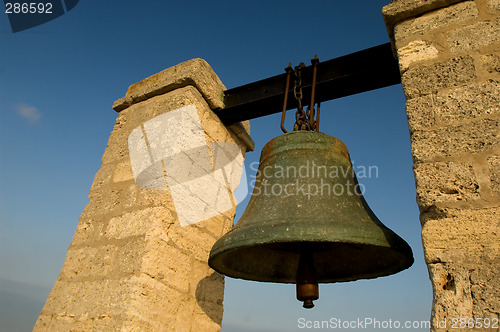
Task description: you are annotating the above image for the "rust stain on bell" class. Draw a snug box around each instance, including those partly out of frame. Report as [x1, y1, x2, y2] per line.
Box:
[208, 131, 413, 309]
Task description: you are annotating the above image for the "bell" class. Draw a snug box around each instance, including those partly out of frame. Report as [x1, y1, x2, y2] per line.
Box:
[208, 131, 413, 308]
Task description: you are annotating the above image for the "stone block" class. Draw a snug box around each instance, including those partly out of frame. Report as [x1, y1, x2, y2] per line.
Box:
[487, 0, 500, 12]
[167, 222, 220, 262]
[488, 155, 500, 194]
[397, 40, 439, 71]
[422, 207, 500, 264]
[413, 161, 480, 210]
[405, 94, 436, 132]
[113, 160, 134, 182]
[470, 255, 500, 317]
[404, 80, 500, 131]
[112, 62, 253, 152]
[196, 209, 234, 239]
[34, 313, 123, 332]
[411, 118, 500, 161]
[127, 274, 183, 330]
[402, 56, 477, 99]
[394, 1, 478, 41]
[39, 277, 136, 319]
[36, 275, 192, 331]
[136, 186, 176, 209]
[60, 245, 118, 279]
[383, 0, 465, 29]
[132, 83, 252, 153]
[121, 183, 139, 209]
[448, 19, 500, 53]
[481, 53, 500, 74]
[140, 237, 193, 293]
[198, 105, 233, 144]
[113, 58, 226, 112]
[126, 86, 200, 126]
[115, 99, 156, 134]
[105, 207, 174, 239]
[114, 239, 147, 275]
[120, 319, 160, 332]
[81, 186, 124, 218]
[72, 217, 105, 244]
[427, 263, 473, 329]
[423, 207, 500, 327]
[433, 80, 500, 124]
[175, 300, 196, 332]
[101, 123, 131, 165]
[90, 162, 115, 191]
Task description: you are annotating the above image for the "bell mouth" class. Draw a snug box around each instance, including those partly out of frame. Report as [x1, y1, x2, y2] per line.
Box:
[209, 240, 413, 284]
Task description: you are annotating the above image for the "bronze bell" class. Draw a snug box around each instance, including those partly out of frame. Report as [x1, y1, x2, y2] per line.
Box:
[208, 130, 413, 309]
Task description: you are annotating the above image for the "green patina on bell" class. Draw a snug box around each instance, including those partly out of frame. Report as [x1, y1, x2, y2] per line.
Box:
[208, 131, 413, 309]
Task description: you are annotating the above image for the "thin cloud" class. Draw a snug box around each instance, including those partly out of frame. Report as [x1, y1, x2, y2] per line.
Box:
[15, 103, 42, 125]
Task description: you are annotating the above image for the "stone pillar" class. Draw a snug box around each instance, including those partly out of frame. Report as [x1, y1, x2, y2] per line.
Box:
[383, 0, 500, 329]
[34, 59, 253, 331]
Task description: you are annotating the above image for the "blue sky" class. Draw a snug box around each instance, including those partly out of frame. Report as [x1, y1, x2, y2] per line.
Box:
[0, 1, 432, 331]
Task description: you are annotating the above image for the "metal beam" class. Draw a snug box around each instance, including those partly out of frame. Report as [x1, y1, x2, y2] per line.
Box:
[215, 43, 401, 125]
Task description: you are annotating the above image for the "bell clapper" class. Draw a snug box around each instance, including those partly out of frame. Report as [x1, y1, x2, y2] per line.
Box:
[296, 247, 319, 309]
[296, 281, 319, 309]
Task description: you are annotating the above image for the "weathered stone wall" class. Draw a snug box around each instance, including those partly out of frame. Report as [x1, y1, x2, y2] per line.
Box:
[384, 0, 500, 330]
[34, 59, 253, 331]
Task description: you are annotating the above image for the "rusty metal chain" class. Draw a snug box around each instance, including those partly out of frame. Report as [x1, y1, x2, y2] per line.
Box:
[293, 63, 311, 131]
[281, 56, 320, 133]
[306, 101, 316, 130]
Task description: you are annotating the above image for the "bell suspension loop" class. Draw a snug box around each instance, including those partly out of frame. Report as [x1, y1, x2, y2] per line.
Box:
[281, 56, 321, 133]
[280, 63, 293, 134]
[293, 62, 308, 131]
[309, 55, 320, 132]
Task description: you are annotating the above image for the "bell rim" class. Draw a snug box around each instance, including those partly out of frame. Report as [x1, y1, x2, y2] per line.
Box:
[209, 218, 414, 283]
[209, 239, 414, 283]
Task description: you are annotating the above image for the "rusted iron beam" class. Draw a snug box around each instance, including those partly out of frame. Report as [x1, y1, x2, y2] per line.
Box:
[215, 43, 400, 125]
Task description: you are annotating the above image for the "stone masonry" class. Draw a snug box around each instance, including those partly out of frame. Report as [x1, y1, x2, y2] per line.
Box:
[33, 59, 253, 331]
[384, 0, 500, 330]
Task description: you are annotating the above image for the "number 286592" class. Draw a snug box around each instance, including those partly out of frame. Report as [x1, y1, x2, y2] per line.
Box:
[5, 2, 53, 14]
